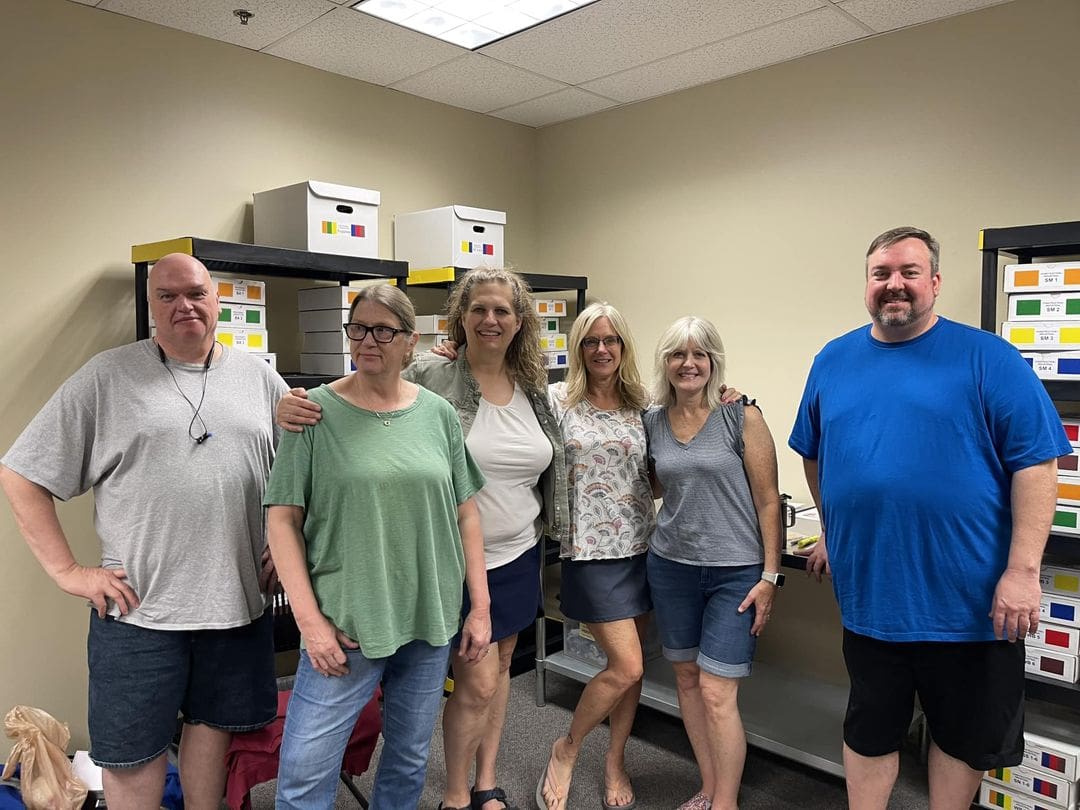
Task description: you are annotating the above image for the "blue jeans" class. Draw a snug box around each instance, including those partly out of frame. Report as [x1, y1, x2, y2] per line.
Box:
[276, 640, 451, 810]
[646, 551, 761, 678]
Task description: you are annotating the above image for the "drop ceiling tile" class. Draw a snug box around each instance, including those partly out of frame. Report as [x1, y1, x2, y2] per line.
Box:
[480, 0, 825, 84]
[490, 87, 619, 127]
[97, 0, 337, 50]
[581, 5, 867, 103]
[264, 5, 463, 86]
[836, 0, 1014, 33]
[390, 53, 566, 113]
[68, 0, 102, 6]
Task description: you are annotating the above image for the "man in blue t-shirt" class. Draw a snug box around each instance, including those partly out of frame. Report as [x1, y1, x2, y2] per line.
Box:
[789, 226, 1069, 810]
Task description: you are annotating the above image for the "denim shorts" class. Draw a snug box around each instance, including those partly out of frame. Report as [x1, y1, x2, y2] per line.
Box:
[646, 551, 761, 678]
[87, 610, 276, 768]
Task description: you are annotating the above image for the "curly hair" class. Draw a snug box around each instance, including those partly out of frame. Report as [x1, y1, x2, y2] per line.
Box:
[563, 302, 647, 411]
[444, 267, 547, 392]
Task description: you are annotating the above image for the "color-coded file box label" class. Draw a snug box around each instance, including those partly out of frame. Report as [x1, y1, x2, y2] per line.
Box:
[1005, 263, 1080, 292]
[1027, 622, 1080, 654]
[1041, 564, 1080, 597]
[1009, 293, 1080, 320]
[980, 780, 1058, 810]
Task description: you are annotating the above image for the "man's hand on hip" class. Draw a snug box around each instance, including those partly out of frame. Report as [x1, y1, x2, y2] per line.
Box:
[54, 563, 140, 618]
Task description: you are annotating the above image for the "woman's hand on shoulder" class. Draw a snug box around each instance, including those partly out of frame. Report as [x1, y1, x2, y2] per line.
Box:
[430, 339, 460, 360]
[719, 383, 744, 404]
[276, 387, 322, 433]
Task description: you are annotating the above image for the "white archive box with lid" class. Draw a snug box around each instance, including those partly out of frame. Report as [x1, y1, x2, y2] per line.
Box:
[394, 205, 505, 270]
[254, 181, 380, 258]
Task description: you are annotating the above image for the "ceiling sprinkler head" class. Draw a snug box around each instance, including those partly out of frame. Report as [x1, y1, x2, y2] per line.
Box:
[233, 9, 254, 25]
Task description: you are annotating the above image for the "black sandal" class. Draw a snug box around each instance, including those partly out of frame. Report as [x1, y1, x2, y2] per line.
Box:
[471, 786, 520, 810]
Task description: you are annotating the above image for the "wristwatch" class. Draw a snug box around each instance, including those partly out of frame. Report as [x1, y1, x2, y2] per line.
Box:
[761, 571, 785, 587]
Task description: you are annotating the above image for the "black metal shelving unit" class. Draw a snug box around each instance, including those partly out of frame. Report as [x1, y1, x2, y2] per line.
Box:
[980, 220, 1080, 709]
[132, 237, 409, 388]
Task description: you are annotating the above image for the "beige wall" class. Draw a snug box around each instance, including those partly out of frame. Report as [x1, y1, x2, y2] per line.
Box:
[3, 0, 1078, 759]
[0, 0, 537, 756]
[533, 0, 1080, 673]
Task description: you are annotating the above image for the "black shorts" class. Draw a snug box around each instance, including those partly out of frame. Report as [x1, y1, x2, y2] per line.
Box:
[841, 628, 1025, 771]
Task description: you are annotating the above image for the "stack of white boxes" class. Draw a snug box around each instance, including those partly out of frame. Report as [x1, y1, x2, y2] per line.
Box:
[1055, 420, 1080, 538]
[1001, 261, 1080, 382]
[535, 299, 568, 370]
[414, 314, 449, 354]
[979, 710, 1080, 809]
[298, 286, 358, 376]
[1030, 562, 1080, 685]
[212, 277, 274, 368]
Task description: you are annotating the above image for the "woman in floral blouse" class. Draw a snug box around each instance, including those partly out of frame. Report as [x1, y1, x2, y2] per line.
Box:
[536, 303, 654, 810]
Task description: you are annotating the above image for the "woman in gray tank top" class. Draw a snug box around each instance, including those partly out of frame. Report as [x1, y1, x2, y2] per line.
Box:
[642, 316, 783, 810]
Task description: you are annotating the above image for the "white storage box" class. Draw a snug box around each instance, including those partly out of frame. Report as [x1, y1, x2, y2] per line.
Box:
[251, 352, 277, 371]
[212, 276, 265, 305]
[300, 353, 354, 375]
[1008, 293, 1080, 320]
[1002, 321, 1080, 350]
[217, 327, 268, 352]
[218, 303, 266, 329]
[543, 350, 568, 369]
[1053, 504, 1080, 535]
[1064, 419, 1080, 448]
[1023, 351, 1080, 381]
[1024, 712, 1080, 781]
[1043, 594, 1080, 629]
[539, 333, 567, 352]
[1058, 449, 1080, 479]
[415, 314, 449, 334]
[303, 331, 349, 354]
[1028, 622, 1080, 655]
[1043, 564, 1080, 598]
[298, 285, 360, 311]
[534, 299, 567, 317]
[1058, 478, 1080, 506]
[1004, 262, 1080, 293]
[300, 309, 349, 333]
[394, 205, 505, 270]
[415, 333, 449, 353]
[255, 181, 380, 258]
[979, 779, 1063, 810]
[986, 763, 1077, 807]
[1025, 648, 1079, 684]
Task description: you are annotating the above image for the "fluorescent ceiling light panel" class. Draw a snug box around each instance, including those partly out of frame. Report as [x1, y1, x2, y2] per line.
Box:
[353, 0, 598, 49]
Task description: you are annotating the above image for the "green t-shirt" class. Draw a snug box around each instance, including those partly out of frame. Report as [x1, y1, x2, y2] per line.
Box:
[264, 384, 484, 657]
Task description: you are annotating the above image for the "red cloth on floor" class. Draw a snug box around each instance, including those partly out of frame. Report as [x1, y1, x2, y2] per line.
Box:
[225, 688, 382, 810]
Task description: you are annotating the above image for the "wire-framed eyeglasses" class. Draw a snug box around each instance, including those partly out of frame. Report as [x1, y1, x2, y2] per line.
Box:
[582, 336, 623, 350]
[343, 322, 409, 343]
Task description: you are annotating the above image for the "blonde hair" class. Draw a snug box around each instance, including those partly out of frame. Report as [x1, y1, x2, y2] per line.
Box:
[445, 267, 547, 392]
[563, 303, 647, 411]
[347, 284, 417, 369]
[652, 316, 727, 409]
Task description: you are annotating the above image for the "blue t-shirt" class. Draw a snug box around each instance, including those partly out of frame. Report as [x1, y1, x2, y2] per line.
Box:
[789, 317, 1070, 642]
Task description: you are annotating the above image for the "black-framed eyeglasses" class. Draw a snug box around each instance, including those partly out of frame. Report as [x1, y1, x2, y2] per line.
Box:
[582, 336, 623, 350]
[343, 322, 408, 343]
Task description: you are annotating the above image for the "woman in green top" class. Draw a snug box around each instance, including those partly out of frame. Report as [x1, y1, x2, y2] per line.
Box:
[264, 284, 489, 810]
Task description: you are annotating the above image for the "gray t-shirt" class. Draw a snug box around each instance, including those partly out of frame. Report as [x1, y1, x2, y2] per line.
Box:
[643, 403, 764, 566]
[2, 339, 289, 630]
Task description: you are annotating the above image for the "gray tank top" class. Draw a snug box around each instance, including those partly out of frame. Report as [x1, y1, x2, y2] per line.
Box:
[643, 403, 764, 566]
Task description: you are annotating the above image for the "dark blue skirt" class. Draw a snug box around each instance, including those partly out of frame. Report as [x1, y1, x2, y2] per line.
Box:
[559, 553, 651, 623]
[458, 541, 542, 644]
